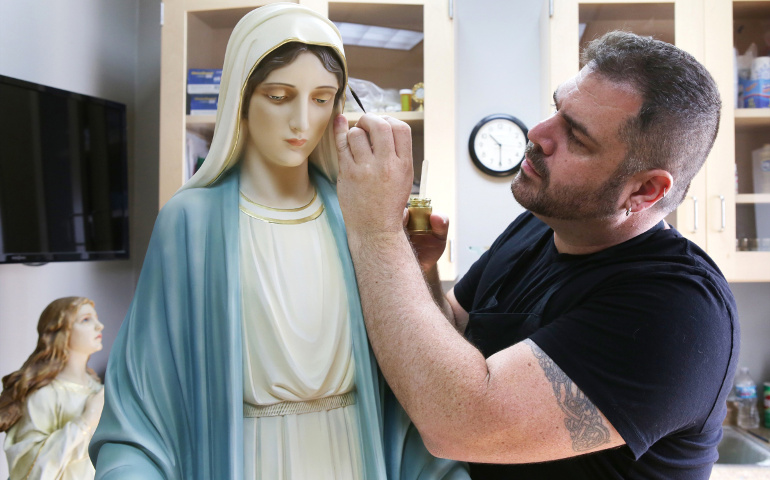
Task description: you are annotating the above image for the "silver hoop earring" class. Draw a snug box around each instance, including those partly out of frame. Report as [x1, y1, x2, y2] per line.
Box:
[625, 208, 631, 217]
[662, 188, 667, 198]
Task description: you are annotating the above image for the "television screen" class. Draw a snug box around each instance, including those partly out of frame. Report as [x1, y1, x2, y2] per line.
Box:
[0, 74, 129, 264]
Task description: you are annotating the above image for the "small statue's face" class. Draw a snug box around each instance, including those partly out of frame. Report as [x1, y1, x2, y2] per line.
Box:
[68, 304, 104, 355]
[243, 51, 340, 169]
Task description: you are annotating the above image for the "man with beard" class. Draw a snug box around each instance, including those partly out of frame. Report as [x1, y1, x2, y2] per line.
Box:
[333, 31, 738, 479]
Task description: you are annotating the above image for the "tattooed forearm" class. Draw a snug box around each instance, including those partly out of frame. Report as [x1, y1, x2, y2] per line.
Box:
[525, 339, 610, 452]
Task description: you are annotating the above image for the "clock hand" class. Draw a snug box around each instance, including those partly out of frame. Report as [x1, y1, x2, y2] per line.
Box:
[489, 134, 504, 166]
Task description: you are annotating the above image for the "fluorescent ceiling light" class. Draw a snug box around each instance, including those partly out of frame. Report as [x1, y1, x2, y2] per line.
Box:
[334, 22, 423, 51]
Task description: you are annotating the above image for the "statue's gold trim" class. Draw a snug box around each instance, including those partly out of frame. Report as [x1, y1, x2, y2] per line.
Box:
[239, 203, 324, 225]
[239, 189, 317, 212]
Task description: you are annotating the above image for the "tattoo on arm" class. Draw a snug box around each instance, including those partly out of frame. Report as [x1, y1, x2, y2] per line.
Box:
[525, 340, 610, 452]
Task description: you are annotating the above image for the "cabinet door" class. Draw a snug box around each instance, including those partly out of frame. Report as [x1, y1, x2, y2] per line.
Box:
[543, 0, 708, 249]
[717, 0, 770, 281]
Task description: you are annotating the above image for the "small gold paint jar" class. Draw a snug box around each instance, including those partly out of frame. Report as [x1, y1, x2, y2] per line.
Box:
[407, 197, 432, 234]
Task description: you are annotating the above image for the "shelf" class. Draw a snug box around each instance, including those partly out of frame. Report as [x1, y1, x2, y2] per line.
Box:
[736, 193, 770, 204]
[185, 110, 425, 130]
[734, 1, 770, 18]
[578, 3, 675, 53]
[731, 252, 770, 282]
[187, 114, 216, 124]
[735, 109, 770, 127]
[328, 3, 423, 91]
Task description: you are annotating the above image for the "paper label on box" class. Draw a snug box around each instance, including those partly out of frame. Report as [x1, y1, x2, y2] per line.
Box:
[188, 94, 218, 116]
[187, 69, 222, 94]
[188, 84, 220, 94]
[188, 69, 222, 84]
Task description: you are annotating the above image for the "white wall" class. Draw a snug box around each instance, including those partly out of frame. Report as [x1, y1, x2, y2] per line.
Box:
[0, 0, 160, 477]
[0, 0, 140, 372]
[453, 0, 539, 276]
[730, 283, 770, 391]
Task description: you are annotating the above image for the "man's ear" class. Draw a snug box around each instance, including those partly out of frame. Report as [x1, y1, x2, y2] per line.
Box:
[627, 169, 673, 213]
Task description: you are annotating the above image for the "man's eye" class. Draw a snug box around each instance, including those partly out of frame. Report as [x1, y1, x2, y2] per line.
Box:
[567, 130, 584, 147]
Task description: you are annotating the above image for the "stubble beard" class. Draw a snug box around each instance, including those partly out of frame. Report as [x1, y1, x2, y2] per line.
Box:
[511, 142, 627, 221]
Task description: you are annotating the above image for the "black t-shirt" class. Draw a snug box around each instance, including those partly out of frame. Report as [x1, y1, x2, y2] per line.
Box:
[453, 212, 739, 480]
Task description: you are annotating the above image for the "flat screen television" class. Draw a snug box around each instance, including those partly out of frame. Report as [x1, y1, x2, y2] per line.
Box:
[0, 74, 129, 264]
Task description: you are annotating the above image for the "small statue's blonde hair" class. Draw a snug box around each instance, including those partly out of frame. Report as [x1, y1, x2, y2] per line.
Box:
[0, 297, 98, 432]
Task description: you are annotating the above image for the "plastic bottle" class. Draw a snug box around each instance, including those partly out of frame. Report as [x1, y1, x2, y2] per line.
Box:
[735, 366, 760, 429]
[751, 144, 770, 194]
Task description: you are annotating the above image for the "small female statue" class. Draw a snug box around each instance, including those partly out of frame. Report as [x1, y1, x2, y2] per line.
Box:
[1, 297, 105, 480]
[89, 4, 467, 480]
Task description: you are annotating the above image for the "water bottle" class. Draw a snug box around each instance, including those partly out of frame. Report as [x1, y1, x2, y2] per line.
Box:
[735, 366, 760, 429]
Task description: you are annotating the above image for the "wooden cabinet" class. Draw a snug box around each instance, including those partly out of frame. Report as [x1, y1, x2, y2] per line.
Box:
[541, 0, 770, 281]
[159, 0, 457, 279]
[725, 0, 770, 281]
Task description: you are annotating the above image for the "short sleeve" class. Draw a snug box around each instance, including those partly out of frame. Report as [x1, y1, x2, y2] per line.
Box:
[530, 268, 737, 459]
[453, 248, 491, 312]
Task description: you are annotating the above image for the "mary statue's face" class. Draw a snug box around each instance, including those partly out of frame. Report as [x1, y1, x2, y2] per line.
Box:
[243, 51, 340, 170]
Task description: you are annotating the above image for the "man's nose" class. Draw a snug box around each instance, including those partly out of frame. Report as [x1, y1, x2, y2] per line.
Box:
[526, 114, 558, 157]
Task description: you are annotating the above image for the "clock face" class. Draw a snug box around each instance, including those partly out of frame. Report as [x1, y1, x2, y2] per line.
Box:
[468, 114, 528, 177]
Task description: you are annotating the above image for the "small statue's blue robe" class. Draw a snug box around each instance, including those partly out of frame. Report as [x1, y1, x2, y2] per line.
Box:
[89, 167, 468, 480]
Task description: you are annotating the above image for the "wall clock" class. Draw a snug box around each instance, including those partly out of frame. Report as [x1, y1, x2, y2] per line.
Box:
[468, 114, 528, 177]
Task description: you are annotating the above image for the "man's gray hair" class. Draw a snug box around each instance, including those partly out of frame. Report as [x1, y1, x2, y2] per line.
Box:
[582, 31, 721, 213]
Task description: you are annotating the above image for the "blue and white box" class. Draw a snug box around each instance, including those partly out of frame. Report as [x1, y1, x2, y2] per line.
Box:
[741, 78, 770, 108]
[187, 68, 222, 94]
[188, 94, 218, 116]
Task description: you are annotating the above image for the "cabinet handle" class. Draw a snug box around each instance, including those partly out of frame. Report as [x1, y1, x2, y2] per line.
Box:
[719, 195, 726, 232]
[692, 196, 698, 233]
[448, 0, 454, 19]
